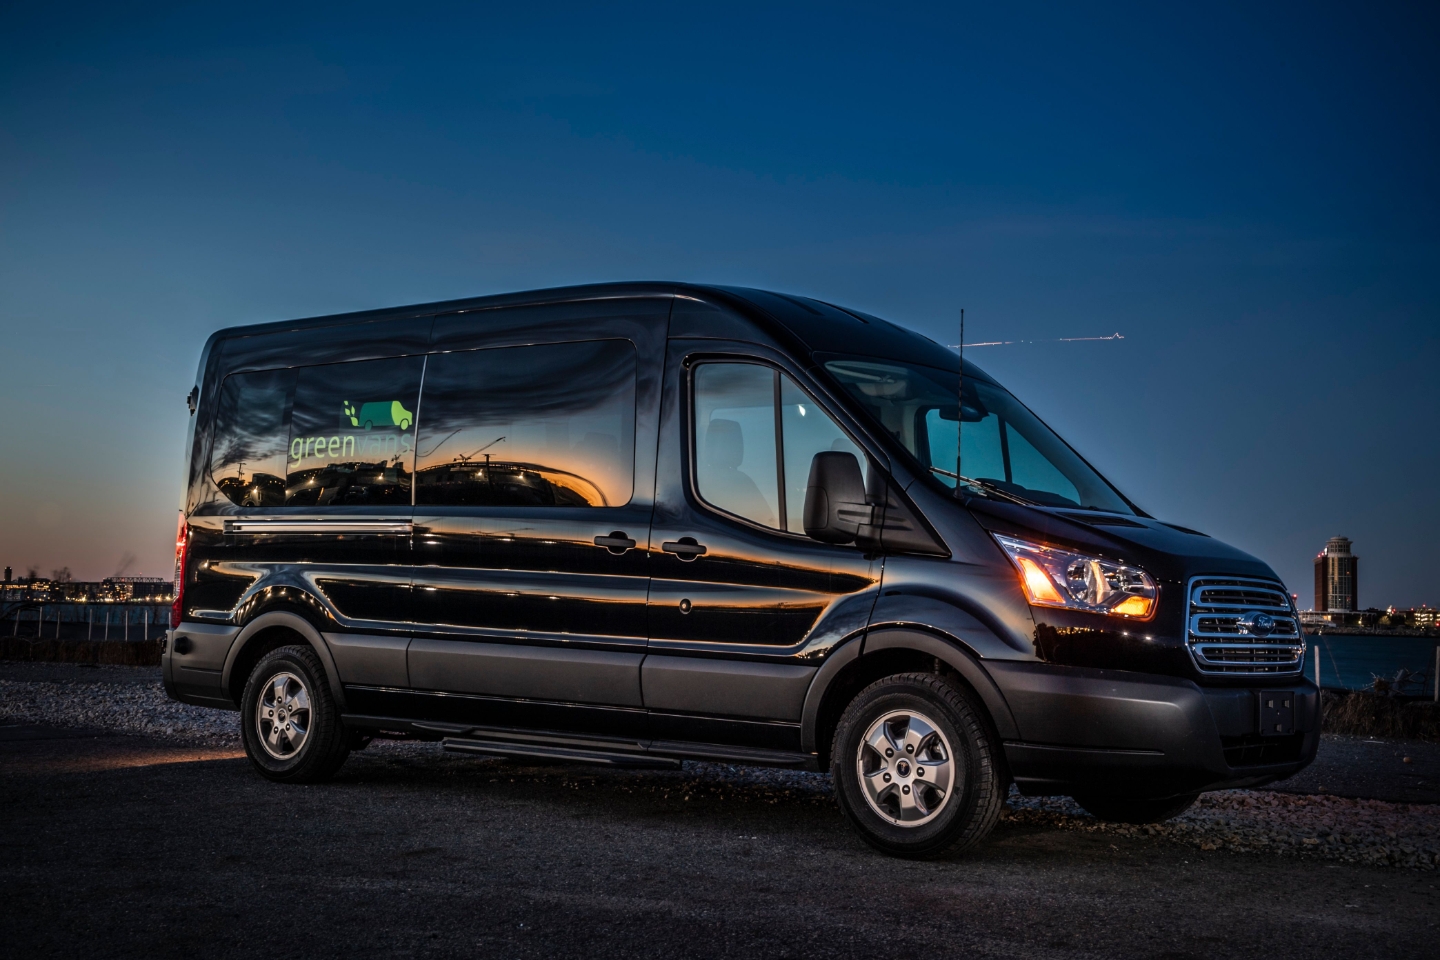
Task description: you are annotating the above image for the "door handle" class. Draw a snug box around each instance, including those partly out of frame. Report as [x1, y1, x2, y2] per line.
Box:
[661, 537, 707, 561]
[594, 531, 637, 555]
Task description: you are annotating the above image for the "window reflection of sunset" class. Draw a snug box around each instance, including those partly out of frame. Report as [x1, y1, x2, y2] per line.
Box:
[414, 340, 637, 508]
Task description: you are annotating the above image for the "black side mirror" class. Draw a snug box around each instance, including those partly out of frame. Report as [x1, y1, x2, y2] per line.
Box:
[803, 452, 876, 544]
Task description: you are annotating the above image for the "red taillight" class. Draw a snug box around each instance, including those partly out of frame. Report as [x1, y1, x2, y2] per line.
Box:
[170, 514, 188, 629]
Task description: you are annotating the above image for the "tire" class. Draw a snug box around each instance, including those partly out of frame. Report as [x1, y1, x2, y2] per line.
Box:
[831, 672, 1003, 859]
[240, 644, 350, 783]
[1073, 792, 1199, 824]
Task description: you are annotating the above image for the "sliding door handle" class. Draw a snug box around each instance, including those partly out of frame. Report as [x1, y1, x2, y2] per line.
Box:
[594, 532, 637, 555]
[661, 537, 707, 561]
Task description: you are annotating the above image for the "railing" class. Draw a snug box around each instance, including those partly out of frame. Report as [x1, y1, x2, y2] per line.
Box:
[3, 602, 171, 642]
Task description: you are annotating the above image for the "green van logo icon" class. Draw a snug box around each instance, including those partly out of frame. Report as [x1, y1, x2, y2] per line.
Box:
[344, 400, 413, 431]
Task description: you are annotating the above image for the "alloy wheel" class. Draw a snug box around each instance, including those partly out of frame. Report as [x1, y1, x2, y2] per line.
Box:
[254, 671, 312, 760]
[855, 709, 957, 826]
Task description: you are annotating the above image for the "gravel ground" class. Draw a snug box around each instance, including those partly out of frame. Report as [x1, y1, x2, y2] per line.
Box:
[1006, 791, 1438, 871]
[3, 666, 1436, 873]
[0, 676, 239, 745]
[1273, 733, 1439, 803]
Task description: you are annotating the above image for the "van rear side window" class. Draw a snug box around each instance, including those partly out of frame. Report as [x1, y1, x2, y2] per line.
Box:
[210, 369, 295, 507]
[209, 356, 425, 508]
[285, 357, 424, 507]
[414, 340, 637, 508]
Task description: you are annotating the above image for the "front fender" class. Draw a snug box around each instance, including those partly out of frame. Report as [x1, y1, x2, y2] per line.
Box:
[799, 623, 1023, 754]
[864, 627, 1021, 742]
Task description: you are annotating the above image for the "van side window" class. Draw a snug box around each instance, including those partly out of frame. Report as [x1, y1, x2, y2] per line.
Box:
[779, 376, 863, 534]
[286, 356, 424, 507]
[693, 362, 861, 534]
[414, 340, 637, 507]
[210, 369, 296, 507]
[693, 364, 780, 528]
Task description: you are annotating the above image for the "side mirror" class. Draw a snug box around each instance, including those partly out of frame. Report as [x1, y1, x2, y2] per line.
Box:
[803, 452, 876, 544]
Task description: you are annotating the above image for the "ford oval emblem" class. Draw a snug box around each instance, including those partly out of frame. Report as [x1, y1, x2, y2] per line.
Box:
[1244, 612, 1276, 637]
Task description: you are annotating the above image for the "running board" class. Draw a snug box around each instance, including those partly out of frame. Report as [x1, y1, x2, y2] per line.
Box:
[344, 713, 818, 770]
[648, 740, 814, 767]
[442, 737, 679, 769]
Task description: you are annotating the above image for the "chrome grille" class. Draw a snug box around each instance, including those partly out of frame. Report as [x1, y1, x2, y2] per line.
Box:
[1186, 576, 1304, 676]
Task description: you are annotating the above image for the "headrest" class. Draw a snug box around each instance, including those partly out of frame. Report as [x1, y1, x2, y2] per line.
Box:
[705, 419, 744, 470]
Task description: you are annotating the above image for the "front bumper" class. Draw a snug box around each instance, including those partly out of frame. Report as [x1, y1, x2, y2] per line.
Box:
[987, 661, 1319, 799]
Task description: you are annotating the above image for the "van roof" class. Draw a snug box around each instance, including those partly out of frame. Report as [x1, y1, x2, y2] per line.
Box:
[208, 281, 976, 377]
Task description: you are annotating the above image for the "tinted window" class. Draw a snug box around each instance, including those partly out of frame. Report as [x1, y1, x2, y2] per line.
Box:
[827, 359, 1134, 514]
[210, 369, 296, 507]
[919, 391, 1087, 509]
[780, 376, 863, 534]
[414, 340, 636, 508]
[923, 408, 1005, 489]
[286, 357, 424, 507]
[693, 362, 862, 534]
[694, 363, 780, 528]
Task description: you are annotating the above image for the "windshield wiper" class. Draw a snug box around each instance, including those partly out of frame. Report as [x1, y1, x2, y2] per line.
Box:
[927, 466, 1035, 506]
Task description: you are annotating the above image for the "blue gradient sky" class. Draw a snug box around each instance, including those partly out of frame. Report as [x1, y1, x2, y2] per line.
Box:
[1, 3, 1436, 606]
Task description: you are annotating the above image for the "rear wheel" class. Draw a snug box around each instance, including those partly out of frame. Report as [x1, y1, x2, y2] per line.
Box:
[241, 644, 350, 783]
[1073, 793, 1199, 824]
[831, 673, 1003, 859]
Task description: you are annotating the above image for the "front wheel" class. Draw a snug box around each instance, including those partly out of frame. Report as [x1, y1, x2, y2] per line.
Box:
[831, 673, 1004, 859]
[241, 644, 350, 783]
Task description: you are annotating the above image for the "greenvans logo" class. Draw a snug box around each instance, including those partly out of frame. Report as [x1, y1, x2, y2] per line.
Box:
[344, 400, 413, 431]
[289, 400, 415, 465]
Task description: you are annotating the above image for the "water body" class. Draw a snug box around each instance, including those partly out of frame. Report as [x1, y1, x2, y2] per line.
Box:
[1305, 634, 1439, 693]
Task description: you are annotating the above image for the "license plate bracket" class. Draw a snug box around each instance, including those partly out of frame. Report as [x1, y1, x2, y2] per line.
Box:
[1259, 690, 1295, 737]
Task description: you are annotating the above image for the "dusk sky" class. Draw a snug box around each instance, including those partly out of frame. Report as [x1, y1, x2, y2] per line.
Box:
[1, 3, 1436, 607]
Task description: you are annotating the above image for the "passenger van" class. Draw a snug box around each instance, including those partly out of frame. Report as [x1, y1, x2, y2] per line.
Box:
[166, 283, 1318, 857]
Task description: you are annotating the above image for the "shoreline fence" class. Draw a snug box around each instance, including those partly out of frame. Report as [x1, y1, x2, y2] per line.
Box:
[4, 602, 170, 643]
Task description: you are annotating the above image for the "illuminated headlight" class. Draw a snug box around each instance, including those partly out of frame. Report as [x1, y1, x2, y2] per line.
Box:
[993, 535, 1158, 620]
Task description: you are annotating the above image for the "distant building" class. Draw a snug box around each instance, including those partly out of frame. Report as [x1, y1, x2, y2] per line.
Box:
[99, 576, 173, 601]
[1313, 536, 1358, 612]
[0, 577, 173, 604]
[1299, 608, 1378, 630]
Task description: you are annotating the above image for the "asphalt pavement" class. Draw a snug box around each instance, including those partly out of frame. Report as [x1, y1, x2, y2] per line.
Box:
[2, 724, 1436, 960]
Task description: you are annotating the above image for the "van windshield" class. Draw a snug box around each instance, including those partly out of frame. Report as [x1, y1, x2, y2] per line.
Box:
[823, 359, 1136, 515]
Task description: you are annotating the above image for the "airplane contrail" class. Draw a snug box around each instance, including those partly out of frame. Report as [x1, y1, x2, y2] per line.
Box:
[948, 332, 1124, 347]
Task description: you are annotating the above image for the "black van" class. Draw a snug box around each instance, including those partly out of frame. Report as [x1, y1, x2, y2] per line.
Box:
[166, 283, 1317, 857]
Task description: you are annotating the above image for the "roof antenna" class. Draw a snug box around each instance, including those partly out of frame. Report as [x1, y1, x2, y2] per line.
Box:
[955, 307, 964, 499]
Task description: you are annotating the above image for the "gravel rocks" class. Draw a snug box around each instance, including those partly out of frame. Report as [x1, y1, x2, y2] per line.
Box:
[1, 678, 239, 745]
[4, 673, 1436, 870]
[1008, 788, 1439, 871]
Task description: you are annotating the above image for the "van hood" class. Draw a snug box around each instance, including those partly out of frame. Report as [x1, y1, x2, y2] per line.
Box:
[962, 499, 1279, 586]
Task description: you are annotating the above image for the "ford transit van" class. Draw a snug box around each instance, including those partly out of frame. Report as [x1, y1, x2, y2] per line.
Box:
[166, 283, 1317, 857]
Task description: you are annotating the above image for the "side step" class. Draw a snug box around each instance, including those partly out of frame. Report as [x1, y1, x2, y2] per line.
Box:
[345, 714, 819, 770]
[442, 736, 680, 769]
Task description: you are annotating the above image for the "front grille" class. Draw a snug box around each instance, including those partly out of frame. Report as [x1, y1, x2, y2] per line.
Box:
[1221, 733, 1305, 767]
[1187, 576, 1304, 677]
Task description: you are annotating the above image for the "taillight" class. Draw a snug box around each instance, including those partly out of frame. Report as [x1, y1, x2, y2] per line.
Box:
[170, 514, 188, 628]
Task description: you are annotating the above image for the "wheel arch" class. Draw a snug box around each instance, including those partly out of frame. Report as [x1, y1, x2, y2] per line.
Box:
[221, 609, 346, 710]
[802, 627, 1021, 769]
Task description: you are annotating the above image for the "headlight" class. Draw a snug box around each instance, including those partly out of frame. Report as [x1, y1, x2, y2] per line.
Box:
[993, 535, 1158, 620]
